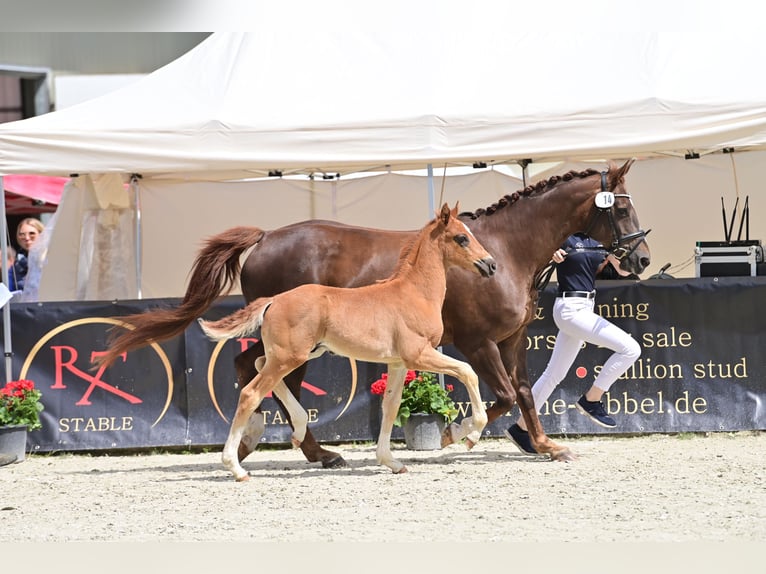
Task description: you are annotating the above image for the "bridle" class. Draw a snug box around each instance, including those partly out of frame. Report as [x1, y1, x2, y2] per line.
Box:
[533, 170, 650, 292]
[585, 170, 651, 262]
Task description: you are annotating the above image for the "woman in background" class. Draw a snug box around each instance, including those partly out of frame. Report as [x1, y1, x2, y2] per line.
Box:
[13, 217, 45, 292]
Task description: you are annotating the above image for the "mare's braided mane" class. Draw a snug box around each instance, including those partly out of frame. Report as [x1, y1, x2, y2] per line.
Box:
[460, 168, 601, 220]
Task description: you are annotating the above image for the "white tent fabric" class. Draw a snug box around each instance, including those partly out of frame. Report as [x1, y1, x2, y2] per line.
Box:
[38, 170, 523, 300]
[1, 1, 766, 302]
[1, 2, 766, 179]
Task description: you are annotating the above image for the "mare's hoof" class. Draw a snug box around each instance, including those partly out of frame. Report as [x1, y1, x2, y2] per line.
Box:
[321, 455, 348, 469]
[393, 466, 408, 474]
[237, 443, 254, 463]
[235, 474, 251, 482]
[441, 424, 458, 448]
[551, 447, 578, 463]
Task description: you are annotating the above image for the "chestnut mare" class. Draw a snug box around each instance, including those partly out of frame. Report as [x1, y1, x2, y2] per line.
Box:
[97, 159, 650, 466]
[197, 203, 496, 480]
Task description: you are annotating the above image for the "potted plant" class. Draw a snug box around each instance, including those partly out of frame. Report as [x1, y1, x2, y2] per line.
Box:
[0, 379, 44, 463]
[370, 370, 458, 450]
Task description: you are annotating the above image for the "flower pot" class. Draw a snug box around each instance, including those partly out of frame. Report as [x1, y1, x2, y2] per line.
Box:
[0, 424, 28, 464]
[403, 413, 445, 451]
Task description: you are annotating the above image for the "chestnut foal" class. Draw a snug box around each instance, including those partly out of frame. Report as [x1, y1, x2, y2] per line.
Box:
[198, 203, 496, 481]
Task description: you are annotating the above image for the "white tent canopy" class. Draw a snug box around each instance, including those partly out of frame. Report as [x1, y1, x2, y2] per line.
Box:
[2, 2, 766, 180]
[1, 0, 766, 308]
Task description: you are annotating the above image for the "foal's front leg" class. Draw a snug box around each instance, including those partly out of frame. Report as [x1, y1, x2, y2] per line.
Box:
[414, 348, 488, 448]
[375, 365, 408, 473]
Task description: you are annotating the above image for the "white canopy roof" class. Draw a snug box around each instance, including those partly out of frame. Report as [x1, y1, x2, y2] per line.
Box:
[1, 1, 765, 179]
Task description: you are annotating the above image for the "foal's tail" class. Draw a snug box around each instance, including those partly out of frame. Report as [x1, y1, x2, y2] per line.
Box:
[198, 298, 272, 341]
[94, 226, 266, 368]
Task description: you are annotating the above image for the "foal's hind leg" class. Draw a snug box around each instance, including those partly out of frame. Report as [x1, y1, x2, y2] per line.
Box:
[223, 369, 281, 481]
[282, 367, 347, 468]
[234, 346, 267, 461]
[235, 344, 347, 468]
[270, 378, 309, 447]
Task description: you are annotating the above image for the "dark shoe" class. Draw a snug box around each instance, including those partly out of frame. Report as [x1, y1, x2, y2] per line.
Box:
[504, 423, 537, 455]
[576, 395, 616, 428]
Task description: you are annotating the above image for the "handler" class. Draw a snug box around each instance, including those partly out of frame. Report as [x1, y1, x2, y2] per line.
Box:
[506, 232, 642, 454]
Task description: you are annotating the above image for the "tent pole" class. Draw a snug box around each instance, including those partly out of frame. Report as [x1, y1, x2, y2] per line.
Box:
[426, 164, 446, 388]
[131, 175, 143, 299]
[0, 175, 13, 382]
[427, 164, 435, 215]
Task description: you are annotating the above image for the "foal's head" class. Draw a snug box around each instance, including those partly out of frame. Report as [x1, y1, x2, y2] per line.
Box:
[435, 202, 497, 277]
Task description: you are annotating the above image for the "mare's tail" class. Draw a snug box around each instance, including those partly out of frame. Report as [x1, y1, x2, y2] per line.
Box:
[94, 226, 266, 368]
[198, 298, 272, 341]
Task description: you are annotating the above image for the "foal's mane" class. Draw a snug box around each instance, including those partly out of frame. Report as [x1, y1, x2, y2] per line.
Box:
[460, 167, 601, 220]
[382, 216, 440, 283]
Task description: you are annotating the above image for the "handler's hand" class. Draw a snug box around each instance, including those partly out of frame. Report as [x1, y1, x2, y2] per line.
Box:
[552, 248, 567, 264]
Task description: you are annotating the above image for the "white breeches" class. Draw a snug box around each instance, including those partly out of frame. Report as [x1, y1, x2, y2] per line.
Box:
[531, 296, 641, 409]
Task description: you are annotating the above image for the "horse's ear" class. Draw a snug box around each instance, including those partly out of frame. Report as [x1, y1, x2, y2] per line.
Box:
[609, 158, 636, 188]
[439, 202, 452, 225]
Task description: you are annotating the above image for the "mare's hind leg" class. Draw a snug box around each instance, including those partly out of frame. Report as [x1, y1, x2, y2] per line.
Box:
[412, 348, 488, 448]
[235, 344, 346, 468]
[282, 367, 347, 468]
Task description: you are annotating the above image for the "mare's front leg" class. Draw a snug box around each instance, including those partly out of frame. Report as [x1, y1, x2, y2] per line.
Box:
[501, 331, 576, 462]
[375, 366, 408, 474]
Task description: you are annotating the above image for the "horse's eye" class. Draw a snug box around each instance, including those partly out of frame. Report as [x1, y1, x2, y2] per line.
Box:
[616, 208, 629, 218]
[454, 234, 469, 247]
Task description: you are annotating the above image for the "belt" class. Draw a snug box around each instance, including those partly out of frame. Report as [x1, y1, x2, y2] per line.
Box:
[559, 290, 596, 300]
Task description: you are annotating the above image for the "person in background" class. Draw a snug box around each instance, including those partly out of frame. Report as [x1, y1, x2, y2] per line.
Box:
[4, 244, 18, 292]
[13, 218, 45, 292]
[505, 232, 642, 454]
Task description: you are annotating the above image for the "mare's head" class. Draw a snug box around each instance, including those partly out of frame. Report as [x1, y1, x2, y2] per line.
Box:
[435, 202, 497, 277]
[581, 158, 651, 276]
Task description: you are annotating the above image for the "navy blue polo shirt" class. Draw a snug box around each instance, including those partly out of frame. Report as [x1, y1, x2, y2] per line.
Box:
[556, 233, 606, 294]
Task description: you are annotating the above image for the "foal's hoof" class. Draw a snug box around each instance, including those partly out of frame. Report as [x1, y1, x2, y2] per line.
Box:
[465, 438, 477, 450]
[235, 474, 251, 483]
[321, 454, 348, 469]
[393, 466, 408, 474]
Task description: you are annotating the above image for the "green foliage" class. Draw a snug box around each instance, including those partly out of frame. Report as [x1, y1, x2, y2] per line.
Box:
[370, 370, 458, 427]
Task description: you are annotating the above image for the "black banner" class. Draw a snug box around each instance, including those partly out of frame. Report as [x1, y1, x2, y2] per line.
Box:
[3, 276, 764, 454]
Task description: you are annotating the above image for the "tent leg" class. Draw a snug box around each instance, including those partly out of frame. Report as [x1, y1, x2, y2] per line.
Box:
[427, 163, 435, 215]
[131, 175, 143, 299]
[0, 175, 13, 382]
